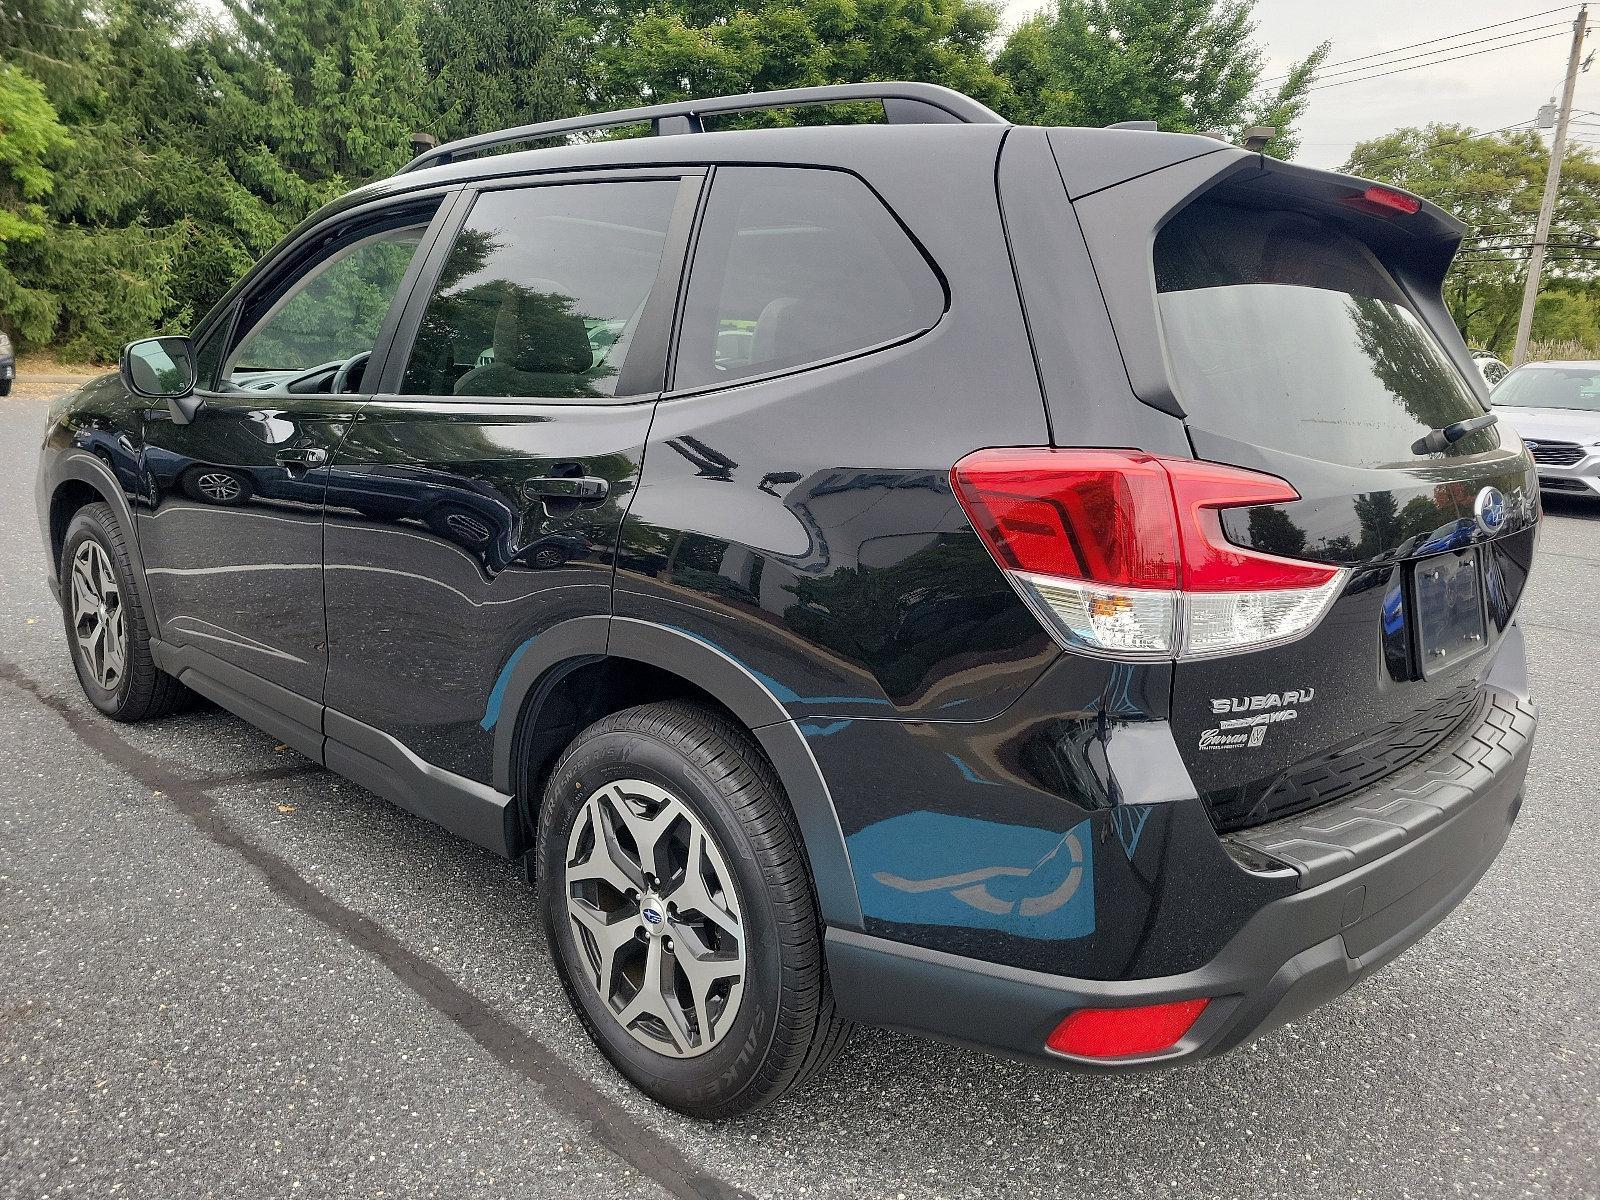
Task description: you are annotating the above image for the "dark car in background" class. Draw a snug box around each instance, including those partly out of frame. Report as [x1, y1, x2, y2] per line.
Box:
[36, 83, 1539, 1118]
[1, 330, 14, 396]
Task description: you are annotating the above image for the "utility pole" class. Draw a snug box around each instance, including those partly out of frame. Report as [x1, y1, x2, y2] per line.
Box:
[1513, 4, 1589, 367]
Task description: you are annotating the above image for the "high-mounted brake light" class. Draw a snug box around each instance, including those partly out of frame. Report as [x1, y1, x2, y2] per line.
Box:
[951, 449, 1347, 660]
[1342, 185, 1422, 217]
[1047, 998, 1210, 1059]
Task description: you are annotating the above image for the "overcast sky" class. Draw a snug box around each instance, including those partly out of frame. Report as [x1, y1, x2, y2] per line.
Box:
[998, 1, 1594, 167]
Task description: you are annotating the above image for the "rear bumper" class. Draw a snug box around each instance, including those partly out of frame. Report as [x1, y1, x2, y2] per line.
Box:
[828, 637, 1536, 1070]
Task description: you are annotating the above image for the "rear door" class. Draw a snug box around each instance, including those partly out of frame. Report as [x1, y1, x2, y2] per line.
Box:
[1069, 154, 1538, 831]
[320, 170, 699, 785]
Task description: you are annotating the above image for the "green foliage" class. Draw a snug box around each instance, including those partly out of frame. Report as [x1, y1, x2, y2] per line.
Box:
[419, 0, 581, 141]
[994, 0, 1327, 157]
[1344, 125, 1600, 357]
[0, 64, 72, 342]
[215, 0, 427, 181]
[233, 227, 424, 369]
[595, 0, 1010, 112]
[4, 0, 1336, 361]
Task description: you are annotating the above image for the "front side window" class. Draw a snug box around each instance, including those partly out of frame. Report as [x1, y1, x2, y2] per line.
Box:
[400, 181, 680, 399]
[227, 226, 426, 383]
[674, 167, 945, 390]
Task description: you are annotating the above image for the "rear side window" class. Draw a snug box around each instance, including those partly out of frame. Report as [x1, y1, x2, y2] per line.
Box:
[1155, 201, 1493, 467]
[674, 167, 944, 390]
[401, 180, 679, 399]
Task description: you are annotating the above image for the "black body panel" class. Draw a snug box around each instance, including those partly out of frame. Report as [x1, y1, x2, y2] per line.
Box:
[137, 392, 364, 700]
[614, 141, 1063, 723]
[322, 398, 654, 781]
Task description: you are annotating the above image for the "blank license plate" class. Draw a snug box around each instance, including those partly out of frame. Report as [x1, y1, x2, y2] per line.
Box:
[1412, 548, 1487, 677]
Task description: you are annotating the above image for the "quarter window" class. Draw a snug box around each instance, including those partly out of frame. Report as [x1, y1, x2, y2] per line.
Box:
[674, 167, 944, 390]
[400, 181, 680, 399]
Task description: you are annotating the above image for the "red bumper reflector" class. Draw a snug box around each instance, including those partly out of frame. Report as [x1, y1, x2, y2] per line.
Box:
[1046, 998, 1210, 1058]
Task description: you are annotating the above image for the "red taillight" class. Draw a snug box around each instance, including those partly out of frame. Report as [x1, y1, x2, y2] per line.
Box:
[951, 448, 1347, 659]
[1162, 459, 1341, 592]
[948, 449, 1178, 588]
[1046, 998, 1209, 1059]
[1342, 185, 1422, 217]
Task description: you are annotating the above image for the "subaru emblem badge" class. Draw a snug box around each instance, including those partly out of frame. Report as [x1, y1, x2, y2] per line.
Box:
[1474, 486, 1507, 535]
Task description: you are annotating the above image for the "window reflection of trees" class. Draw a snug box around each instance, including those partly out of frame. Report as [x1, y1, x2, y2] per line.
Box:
[240, 234, 422, 371]
[1346, 296, 1497, 457]
[403, 229, 617, 399]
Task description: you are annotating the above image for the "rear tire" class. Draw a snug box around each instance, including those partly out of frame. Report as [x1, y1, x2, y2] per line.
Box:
[537, 700, 848, 1117]
[60, 503, 193, 721]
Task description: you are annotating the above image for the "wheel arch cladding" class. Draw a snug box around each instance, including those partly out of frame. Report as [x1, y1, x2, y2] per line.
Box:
[488, 616, 863, 929]
[46, 454, 153, 599]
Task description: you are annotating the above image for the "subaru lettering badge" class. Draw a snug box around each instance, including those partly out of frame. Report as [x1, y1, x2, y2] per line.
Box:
[1474, 486, 1507, 535]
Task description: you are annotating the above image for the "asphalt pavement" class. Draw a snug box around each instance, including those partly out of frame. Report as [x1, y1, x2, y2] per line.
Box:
[2, 386, 1596, 1199]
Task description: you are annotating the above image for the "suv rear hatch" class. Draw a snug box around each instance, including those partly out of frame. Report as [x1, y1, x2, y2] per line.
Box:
[1058, 142, 1538, 833]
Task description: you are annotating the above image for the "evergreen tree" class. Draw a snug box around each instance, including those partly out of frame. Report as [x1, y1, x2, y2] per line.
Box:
[0, 64, 72, 342]
[211, 0, 427, 184]
[595, 0, 1009, 114]
[418, 0, 581, 142]
[993, 0, 1326, 157]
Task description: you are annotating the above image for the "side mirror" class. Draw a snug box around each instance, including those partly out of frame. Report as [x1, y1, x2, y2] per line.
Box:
[121, 336, 204, 423]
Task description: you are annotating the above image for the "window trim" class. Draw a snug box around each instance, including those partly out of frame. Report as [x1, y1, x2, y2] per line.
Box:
[374, 167, 708, 405]
[662, 163, 949, 399]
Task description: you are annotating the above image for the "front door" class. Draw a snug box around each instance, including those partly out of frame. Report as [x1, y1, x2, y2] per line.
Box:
[137, 205, 443, 704]
[321, 172, 698, 785]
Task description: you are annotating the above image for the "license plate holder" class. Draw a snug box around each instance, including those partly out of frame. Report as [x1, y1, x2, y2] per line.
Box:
[1411, 548, 1487, 678]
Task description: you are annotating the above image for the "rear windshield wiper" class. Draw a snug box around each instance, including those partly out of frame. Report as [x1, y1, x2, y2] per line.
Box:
[1411, 412, 1497, 456]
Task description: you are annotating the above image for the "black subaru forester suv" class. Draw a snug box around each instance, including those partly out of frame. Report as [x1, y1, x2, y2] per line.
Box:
[36, 83, 1539, 1117]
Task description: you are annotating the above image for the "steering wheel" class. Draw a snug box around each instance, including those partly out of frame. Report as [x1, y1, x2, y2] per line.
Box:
[331, 350, 371, 395]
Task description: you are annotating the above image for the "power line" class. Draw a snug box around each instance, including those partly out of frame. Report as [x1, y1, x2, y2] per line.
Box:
[1309, 22, 1568, 85]
[1307, 31, 1573, 92]
[1260, 5, 1575, 84]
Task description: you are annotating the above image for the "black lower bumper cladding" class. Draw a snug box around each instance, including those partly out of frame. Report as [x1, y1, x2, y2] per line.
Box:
[826, 627, 1536, 1070]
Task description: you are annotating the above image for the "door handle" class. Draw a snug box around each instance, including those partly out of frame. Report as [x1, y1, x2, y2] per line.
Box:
[276, 446, 328, 470]
[522, 475, 609, 504]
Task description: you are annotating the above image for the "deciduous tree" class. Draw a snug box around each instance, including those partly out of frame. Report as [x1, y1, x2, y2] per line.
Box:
[994, 0, 1326, 157]
[1344, 125, 1600, 356]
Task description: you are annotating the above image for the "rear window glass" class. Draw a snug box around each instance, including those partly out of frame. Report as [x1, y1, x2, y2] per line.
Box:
[674, 167, 944, 390]
[1155, 201, 1494, 467]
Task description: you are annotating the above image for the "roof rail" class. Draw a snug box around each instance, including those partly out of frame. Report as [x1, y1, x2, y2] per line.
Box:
[396, 82, 1007, 174]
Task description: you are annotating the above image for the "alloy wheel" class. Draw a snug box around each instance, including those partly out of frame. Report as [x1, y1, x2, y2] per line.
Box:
[563, 779, 746, 1059]
[195, 471, 243, 503]
[70, 540, 127, 692]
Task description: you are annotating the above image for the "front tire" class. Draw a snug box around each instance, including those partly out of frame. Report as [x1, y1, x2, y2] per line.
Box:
[537, 701, 848, 1117]
[60, 503, 192, 721]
